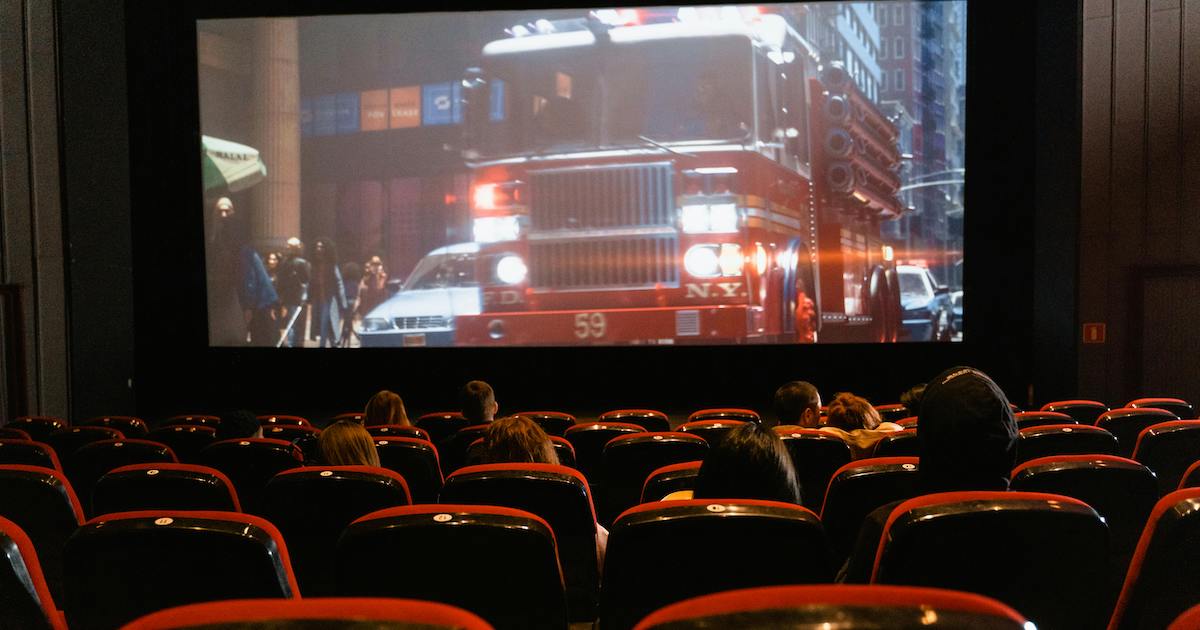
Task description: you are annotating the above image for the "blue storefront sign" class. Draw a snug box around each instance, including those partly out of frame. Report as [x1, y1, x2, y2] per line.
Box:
[335, 92, 360, 134]
[422, 82, 462, 126]
[313, 95, 337, 136]
[490, 79, 506, 122]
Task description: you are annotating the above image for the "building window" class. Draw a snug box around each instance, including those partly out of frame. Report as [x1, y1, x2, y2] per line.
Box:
[894, 37, 904, 59]
[881, 71, 888, 91]
[878, 6, 887, 26]
[893, 5, 903, 25]
[881, 38, 888, 59]
[895, 69, 904, 90]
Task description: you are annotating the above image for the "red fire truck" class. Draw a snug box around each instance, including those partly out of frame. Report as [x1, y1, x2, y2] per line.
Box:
[456, 7, 903, 345]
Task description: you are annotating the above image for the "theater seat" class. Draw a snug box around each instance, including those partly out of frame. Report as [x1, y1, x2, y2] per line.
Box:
[1015, 410, 1078, 429]
[331, 411, 364, 423]
[162, 415, 221, 429]
[81, 416, 149, 439]
[63, 510, 298, 630]
[0, 439, 61, 471]
[820, 457, 921, 562]
[439, 424, 490, 475]
[257, 415, 311, 427]
[633, 584, 1030, 630]
[641, 461, 702, 502]
[9, 417, 67, 442]
[1128, 397, 1195, 419]
[197, 438, 302, 513]
[896, 416, 919, 428]
[0, 427, 31, 440]
[1182, 461, 1200, 490]
[441, 463, 599, 620]
[774, 428, 853, 511]
[0, 465, 84, 603]
[598, 409, 671, 432]
[65, 439, 177, 514]
[1010, 455, 1158, 587]
[1168, 602, 1200, 630]
[365, 424, 430, 441]
[1016, 424, 1119, 463]
[260, 466, 411, 597]
[564, 422, 645, 481]
[373, 437, 443, 503]
[678, 419, 746, 447]
[1133, 420, 1200, 495]
[261, 425, 320, 444]
[687, 408, 760, 424]
[337, 504, 567, 630]
[871, 429, 920, 457]
[1041, 399, 1110, 424]
[46, 426, 123, 461]
[601, 499, 833, 630]
[148, 425, 216, 463]
[875, 403, 911, 423]
[1098, 408, 1179, 457]
[600, 432, 708, 526]
[414, 412, 470, 444]
[872, 491, 1109, 630]
[92, 463, 240, 514]
[1109, 488, 1200, 630]
[516, 411, 577, 436]
[0, 516, 66, 630]
[121, 598, 490, 630]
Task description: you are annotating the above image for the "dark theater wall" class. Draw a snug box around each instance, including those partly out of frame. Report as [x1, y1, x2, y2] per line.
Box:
[1078, 0, 1200, 409]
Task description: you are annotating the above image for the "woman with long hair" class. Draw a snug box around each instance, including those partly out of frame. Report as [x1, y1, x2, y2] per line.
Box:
[364, 390, 409, 426]
[318, 420, 380, 467]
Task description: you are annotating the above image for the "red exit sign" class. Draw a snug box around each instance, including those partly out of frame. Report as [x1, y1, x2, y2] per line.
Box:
[1082, 323, 1106, 344]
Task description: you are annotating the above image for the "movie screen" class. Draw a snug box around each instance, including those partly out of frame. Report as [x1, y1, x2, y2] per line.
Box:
[200, 2, 965, 347]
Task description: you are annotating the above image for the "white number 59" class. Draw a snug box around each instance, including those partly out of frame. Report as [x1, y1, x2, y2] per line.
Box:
[573, 312, 607, 339]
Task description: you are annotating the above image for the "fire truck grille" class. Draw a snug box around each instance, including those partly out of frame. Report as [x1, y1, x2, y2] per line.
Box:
[529, 162, 675, 230]
[530, 236, 679, 290]
[393, 316, 450, 330]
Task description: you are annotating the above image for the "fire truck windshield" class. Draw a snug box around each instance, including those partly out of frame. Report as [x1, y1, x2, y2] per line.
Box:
[478, 35, 755, 157]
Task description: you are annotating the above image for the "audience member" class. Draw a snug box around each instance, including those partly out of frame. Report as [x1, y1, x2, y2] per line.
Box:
[363, 390, 409, 426]
[773, 380, 822, 429]
[217, 409, 263, 441]
[479, 415, 558, 465]
[819, 392, 903, 458]
[899, 382, 926, 415]
[839, 366, 1018, 582]
[460, 380, 498, 424]
[478, 415, 608, 564]
[685, 421, 804, 504]
[318, 420, 381, 467]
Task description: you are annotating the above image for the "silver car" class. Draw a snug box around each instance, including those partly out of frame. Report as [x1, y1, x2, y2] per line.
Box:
[357, 243, 481, 347]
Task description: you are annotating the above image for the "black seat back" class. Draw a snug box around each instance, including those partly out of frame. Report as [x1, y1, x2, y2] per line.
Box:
[819, 457, 921, 561]
[774, 428, 853, 511]
[92, 463, 240, 514]
[1097, 408, 1178, 457]
[197, 438, 302, 513]
[66, 439, 177, 514]
[1108, 489, 1200, 630]
[0, 440, 61, 471]
[1016, 424, 1119, 463]
[0, 465, 84, 603]
[564, 422, 644, 481]
[149, 425, 216, 463]
[1132, 420, 1200, 494]
[597, 409, 670, 432]
[600, 433, 708, 526]
[373, 437, 443, 503]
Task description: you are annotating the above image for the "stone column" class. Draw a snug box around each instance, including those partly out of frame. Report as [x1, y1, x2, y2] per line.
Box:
[250, 18, 301, 251]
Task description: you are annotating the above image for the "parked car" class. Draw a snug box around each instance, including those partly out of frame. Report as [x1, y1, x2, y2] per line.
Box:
[357, 243, 481, 347]
[897, 264, 955, 342]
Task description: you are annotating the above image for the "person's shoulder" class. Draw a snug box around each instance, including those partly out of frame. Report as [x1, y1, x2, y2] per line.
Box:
[819, 426, 851, 439]
[875, 422, 905, 432]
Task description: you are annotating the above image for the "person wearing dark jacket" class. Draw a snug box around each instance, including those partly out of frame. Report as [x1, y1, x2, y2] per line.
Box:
[838, 366, 1018, 582]
[309, 238, 348, 347]
[238, 245, 280, 346]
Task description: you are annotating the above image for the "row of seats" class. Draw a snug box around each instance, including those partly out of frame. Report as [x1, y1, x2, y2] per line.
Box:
[4, 476, 1200, 630]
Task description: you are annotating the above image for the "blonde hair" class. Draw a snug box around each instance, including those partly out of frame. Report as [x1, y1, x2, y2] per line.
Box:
[319, 420, 380, 467]
[825, 392, 883, 431]
[364, 390, 409, 426]
[481, 415, 559, 465]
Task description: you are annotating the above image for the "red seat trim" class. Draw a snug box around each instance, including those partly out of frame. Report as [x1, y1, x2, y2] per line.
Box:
[1132, 420, 1200, 459]
[871, 491, 1093, 582]
[1108, 487, 1200, 630]
[122, 598, 491, 630]
[0, 516, 65, 629]
[1041, 400, 1108, 410]
[105, 463, 241, 511]
[80, 509, 300, 596]
[1180, 461, 1200, 490]
[565, 421, 646, 435]
[687, 408, 760, 422]
[448, 462, 597, 522]
[0, 440, 62, 472]
[604, 431, 706, 450]
[77, 438, 178, 462]
[641, 460, 703, 501]
[272, 465, 411, 504]
[679, 419, 748, 430]
[1019, 423, 1111, 436]
[0, 464, 84, 523]
[614, 497, 818, 525]
[820, 457, 919, 517]
[632, 584, 1028, 629]
[1011, 454, 1144, 478]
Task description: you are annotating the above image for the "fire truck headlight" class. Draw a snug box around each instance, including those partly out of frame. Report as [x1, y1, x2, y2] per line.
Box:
[719, 243, 744, 276]
[684, 245, 721, 278]
[473, 216, 521, 243]
[710, 204, 738, 232]
[681, 203, 739, 234]
[360, 317, 395, 332]
[755, 243, 769, 275]
[495, 255, 528, 285]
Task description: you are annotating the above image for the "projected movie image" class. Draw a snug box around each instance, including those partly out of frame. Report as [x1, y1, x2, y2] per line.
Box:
[200, 3, 965, 348]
